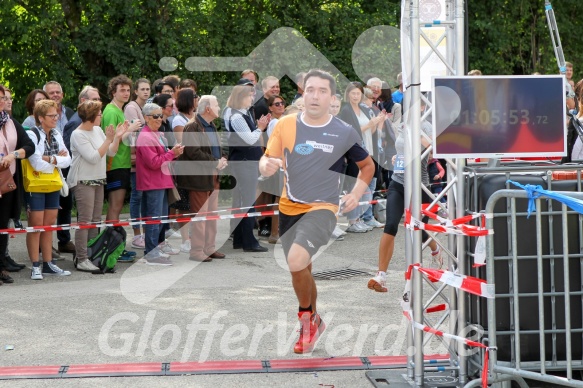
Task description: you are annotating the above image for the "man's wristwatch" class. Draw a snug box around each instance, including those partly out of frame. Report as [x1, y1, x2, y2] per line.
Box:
[13, 151, 19, 159]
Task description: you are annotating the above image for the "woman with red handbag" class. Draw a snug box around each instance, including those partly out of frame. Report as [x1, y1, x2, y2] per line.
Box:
[0, 85, 35, 284]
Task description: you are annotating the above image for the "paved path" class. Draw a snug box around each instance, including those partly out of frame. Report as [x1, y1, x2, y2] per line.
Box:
[1, 217, 450, 387]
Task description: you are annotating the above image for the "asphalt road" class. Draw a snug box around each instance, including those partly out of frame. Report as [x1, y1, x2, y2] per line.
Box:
[0, 216, 452, 387]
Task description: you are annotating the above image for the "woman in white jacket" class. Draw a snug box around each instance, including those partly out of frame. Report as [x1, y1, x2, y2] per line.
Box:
[26, 99, 72, 280]
[68, 101, 125, 272]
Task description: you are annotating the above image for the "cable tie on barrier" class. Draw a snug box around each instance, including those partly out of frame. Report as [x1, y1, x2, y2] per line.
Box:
[509, 179, 583, 221]
[425, 304, 447, 314]
[507, 180, 543, 217]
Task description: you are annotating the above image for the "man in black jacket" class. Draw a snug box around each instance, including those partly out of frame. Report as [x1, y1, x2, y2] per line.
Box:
[253, 76, 280, 120]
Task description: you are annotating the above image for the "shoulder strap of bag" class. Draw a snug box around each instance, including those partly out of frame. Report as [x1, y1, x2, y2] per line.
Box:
[31, 126, 41, 145]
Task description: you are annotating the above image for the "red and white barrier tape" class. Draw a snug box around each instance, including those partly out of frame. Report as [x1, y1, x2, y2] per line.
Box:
[0, 210, 277, 235]
[0, 199, 386, 235]
[417, 207, 490, 267]
[404, 263, 495, 299]
[405, 208, 492, 238]
[402, 263, 494, 388]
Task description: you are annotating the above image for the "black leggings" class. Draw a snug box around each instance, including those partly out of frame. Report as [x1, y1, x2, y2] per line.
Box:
[383, 180, 431, 242]
[0, 189, 17, 271]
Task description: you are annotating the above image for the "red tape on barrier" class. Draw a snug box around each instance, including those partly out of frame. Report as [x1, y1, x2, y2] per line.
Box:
[0, 199, 386, 235]
[402, 264, 494, 388]
[405, 208, 492, 237]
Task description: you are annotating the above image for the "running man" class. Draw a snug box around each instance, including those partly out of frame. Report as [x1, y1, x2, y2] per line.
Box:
[259, 69, 375, 354]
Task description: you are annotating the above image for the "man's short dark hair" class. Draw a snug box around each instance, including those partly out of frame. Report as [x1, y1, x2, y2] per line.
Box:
[107, 74, 132, 98]
[162, 75, 180, 91]
[155, 81, 172, 94]
[304, 69, 336, 95]
[179, 78, 197, 91]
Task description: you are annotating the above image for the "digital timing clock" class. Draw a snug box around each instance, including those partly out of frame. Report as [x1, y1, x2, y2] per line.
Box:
[432, 75, 566, 158]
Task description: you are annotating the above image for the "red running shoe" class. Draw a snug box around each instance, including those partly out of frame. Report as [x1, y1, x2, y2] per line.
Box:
[293, 311, 326, 354]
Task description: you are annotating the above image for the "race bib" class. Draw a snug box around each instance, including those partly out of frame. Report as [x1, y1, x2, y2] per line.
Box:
[394, 154, 405, 173]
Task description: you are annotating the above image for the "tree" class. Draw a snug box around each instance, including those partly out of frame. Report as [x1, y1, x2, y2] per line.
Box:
[1, 0, 402, 117]
[467, 0, 582, 76]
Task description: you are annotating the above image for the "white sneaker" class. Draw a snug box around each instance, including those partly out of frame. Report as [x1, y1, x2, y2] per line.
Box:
[364, 218, 385, 228]
[367, 272, 387, 292]
[332, 225, 346, 237]
[180, 240, 191, 253]
[77, 259, 100, 272]
[165, 229, 182, 240]
[31, 266, 43, 280]
[346, 223, 367, 233]
[356, 220, 373, 231]
[159, 241, 180, 255]
[131, 235, 145, 249]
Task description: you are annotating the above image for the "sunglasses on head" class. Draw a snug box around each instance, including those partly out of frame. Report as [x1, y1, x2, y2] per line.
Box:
[149, 114, 163, 119]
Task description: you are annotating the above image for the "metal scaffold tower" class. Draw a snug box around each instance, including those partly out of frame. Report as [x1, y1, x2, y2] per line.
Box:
[403, 0, 466, 386]
[368, 1, 583, 387]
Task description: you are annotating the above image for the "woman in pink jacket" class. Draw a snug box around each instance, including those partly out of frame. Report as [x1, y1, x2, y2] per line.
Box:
[136, 103, 184, 265]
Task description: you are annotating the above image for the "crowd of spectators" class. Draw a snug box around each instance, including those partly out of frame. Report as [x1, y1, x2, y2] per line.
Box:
[0, 70, 401, 283]
[1, 65, 576, 285]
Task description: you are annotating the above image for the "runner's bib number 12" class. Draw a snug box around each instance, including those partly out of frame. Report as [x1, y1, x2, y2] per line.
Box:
[394, 154, 405, 174]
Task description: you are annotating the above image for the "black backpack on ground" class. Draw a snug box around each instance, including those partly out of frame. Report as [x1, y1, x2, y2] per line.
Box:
[75, 226, 127, 273]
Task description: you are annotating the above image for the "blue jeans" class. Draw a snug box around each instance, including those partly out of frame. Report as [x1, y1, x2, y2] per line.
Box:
[361, 177, 377, 222]
[142, 189, 167, 255]
[130, 172, 142, 230]
[346, 177, 376, 222]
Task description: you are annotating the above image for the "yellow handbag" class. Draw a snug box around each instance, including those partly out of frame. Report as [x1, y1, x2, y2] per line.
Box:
[21, 159, 63, 193]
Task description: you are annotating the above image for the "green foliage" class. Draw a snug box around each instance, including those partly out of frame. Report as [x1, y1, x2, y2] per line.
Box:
[1, 0, 400, 118]
[467, 0, 583, 77]
[1, 0, 582, 121]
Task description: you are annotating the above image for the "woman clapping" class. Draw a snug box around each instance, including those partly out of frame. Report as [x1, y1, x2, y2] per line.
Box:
[136, 103, 184, 265]
[68, 101, 126, 272]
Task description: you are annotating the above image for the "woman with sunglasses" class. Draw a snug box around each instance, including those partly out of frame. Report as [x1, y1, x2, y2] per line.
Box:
[152, 94, 177, 148]
[136, 103, 184, 265]
[68, 101, 126, 272]
[26, 99, 72, 280]
[266, 95, 286, 137]
[262, 95, 288, 244]
[0, 85, 35, 284]
[151, 93, 181, 247]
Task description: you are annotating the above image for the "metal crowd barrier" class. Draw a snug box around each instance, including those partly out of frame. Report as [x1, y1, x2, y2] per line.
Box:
[464, 186, 583, 387]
